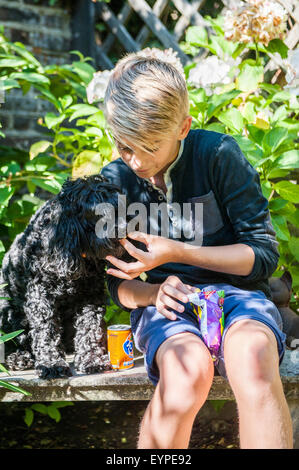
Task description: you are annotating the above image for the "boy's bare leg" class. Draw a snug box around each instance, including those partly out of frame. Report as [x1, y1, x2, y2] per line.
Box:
[224, 319, 293, 449]
[137, 332, 214, 449]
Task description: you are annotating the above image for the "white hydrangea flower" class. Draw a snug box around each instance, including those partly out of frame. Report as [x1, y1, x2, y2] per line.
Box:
[86, 69, 114, 104]
[284, 47, 299, 98]
[136, 47, 185, 78]
[187, 55, 239, 95]
[223, 0, 287, 46]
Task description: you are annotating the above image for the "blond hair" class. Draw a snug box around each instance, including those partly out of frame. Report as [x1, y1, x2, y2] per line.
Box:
[103, 48, 189, 154]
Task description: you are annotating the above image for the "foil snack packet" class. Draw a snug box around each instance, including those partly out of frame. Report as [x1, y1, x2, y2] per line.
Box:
[187, 289, 225, 363]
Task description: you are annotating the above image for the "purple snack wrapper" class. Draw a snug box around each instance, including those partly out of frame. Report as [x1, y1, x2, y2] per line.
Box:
[188, 289, 225, 363]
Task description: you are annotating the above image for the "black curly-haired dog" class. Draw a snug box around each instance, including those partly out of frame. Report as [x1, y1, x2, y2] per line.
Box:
[0, 174, 128, 379]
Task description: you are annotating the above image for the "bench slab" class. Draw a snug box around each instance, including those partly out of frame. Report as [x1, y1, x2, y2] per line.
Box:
[0, 350, 298, 402]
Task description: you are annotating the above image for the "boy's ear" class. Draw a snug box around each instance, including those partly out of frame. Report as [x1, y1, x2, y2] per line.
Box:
[179, 116, 192, 140]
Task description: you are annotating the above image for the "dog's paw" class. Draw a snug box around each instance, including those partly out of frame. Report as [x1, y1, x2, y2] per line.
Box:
[6, 351, 35, 370]
[36, 361, 72, 379]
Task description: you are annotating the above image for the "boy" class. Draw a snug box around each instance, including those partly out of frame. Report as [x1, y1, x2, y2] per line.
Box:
[100, 49, 293, 449]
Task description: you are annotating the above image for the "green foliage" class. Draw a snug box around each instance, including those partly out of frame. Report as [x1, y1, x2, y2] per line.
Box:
[24, 401, 74, 427]
[0, 327, 32, 396]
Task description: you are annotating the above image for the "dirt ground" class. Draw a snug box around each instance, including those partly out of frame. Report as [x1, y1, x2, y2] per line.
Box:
[0, 400, 239, 449]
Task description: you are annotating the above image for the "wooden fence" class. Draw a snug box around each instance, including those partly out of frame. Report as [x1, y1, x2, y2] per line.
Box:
[71, 0, 299, 72]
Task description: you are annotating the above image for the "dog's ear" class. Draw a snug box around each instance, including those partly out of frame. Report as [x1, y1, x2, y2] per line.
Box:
[45, 200, 88, 278]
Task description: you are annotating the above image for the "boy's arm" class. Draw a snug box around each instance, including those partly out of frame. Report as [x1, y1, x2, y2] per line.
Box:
[175, 134, 279, 280]
[207, 134, 279, 281]
[117, 279, 159, 309]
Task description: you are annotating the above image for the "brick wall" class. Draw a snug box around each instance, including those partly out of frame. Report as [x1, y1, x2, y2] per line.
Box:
[0, 0, 73, 151]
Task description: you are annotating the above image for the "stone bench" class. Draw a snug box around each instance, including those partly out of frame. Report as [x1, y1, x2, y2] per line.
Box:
[1, 349, 299, 447]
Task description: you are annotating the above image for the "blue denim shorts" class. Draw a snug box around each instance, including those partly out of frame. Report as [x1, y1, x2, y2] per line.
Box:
[130, 283, 286, 387]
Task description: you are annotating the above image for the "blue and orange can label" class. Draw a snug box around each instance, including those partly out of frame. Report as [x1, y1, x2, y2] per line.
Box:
[107, 324, 134, 370]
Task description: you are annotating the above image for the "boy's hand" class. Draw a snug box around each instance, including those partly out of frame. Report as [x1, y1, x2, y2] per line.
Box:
[105, 232, 181, 280]
[151, 276, 197, 321]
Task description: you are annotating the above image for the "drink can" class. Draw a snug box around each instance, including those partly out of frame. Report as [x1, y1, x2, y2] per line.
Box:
[107, 324, 134, 370]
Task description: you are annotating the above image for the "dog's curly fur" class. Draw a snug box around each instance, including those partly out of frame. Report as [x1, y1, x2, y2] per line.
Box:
[0, 174, 127, 379]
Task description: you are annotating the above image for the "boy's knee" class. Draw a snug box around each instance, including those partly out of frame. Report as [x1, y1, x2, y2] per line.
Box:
[155, 333, 214, 414]
[224, 320, 281, 396]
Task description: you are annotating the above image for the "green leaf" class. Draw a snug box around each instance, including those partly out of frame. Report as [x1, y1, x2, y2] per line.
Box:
[2, 79, 20, 91]
[287, 209, 299, 228]
[217, 107, 244, 133]
[271, 90, 292, 103]
[72, 61, 95, 84]
[241, 101, 256, 123]
[47, 405, 61, 422]
[0, 184, 15, 206]
[267, 169, 290, 179]
[68, 104, 99, 122]
[204, 122, 226, 133]
[278, 119, 299, 132]
[265, 39, 289, 59]
[85, 127, 103, 138]
[289, 238, 299, 262]
[206, 89, 240, 120]
[209, 35, 237, 58]
[0, 380, 31, 396]
[274, 181, 299, 203]
[271, 104, 288, 124]
[271, 214, 290, 241]
[274, 150, 299, 169]
[0, 363, 9, 374]
[247, 125, 265, 146]
[72, 150, 102, 178]
[0, 58, 27, 68]
[44, 112, 66, 129]
[31, 403, 48, 414]
[0, 330, 24, 343]
[34, 85, 62, 111]
[25, 155, 57, 172]
[269, 198, 288, 212]
[262, 127, 288, 154]
[9, 42, 42, 69]
[24, 408, 34, 427]
[259, 83, 280, 94]
[29, 140, 52, 160]
[236, 64, 264, 92]
[9, 72, 50, 86]
[58, 94, 73, 110]
[54, 401, 74, 408]
[0, 161, 21, 176]
[99, 135, 113, 159]
[185, 26, 208, 46]
[31, 176, 62, 194]
[261, 180, 272, 199]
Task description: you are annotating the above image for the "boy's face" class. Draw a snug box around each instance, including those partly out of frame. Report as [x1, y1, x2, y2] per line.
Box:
[114, 116, 192, 179]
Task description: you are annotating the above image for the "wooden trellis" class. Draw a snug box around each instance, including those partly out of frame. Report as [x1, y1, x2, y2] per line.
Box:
[71, 0, 209, 69]
[70, 0, 299, 72]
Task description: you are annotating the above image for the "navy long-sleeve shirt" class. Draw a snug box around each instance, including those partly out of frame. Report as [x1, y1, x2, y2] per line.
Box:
[101, 128, 280, 310]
